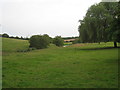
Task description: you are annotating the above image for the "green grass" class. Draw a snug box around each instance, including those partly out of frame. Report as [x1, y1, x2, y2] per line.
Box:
[64, 42, 72, 46]
[2, 37, 119, 88]
[2, 38, 29, 53]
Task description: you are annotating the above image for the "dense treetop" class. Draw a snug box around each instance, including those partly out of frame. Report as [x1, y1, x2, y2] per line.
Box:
[78, 2, 119, 47]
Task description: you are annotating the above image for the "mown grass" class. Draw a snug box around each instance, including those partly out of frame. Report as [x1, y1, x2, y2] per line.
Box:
[2, 37, 119, 88]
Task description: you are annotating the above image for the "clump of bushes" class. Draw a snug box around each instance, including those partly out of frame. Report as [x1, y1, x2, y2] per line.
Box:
[29, 34, 51, 49]
[1, 33, 29, 40]
[2, 33, 9, 38]
[53, 36, 64, 47]
[18, 34, 64, 52]
[17, 48, 36, 52]
[72, 39, 81, 44]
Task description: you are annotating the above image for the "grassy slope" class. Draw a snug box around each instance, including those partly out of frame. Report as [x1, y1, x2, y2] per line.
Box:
[2, 38, 29, 53]
[2, 38, 119, 88]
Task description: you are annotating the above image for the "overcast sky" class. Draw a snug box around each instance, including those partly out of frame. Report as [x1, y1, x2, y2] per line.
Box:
[0, 0, 101, 38]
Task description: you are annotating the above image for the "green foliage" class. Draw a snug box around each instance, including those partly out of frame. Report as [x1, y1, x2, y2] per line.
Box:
[2, 33, 9, 38]
[24, 37, 29, 40]
[15, 36, 20, 39]
[2, 38, 29, 52]
[53, 36, 64, 47]
[29, 35, 51, 49]
[78, 2, 119, 47]
[17, 47, 36, 52]
[107, 2, 120, 43]
[72, 39, 81, 44]
[43, 34, 52, 44]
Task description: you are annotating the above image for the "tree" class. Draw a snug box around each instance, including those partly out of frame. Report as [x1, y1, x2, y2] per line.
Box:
[43, 34, 52, 44]
[0, 34, 2, 37]
[78, 21, 89, 43]
[53, 36, 64, 47]
[78, 2, 119, 47]
[79, 3, 109, 43]
[29, 35, 50, 49]
[20, 36, 24, 40]
[2, 33, 9, 38]
[106, 2, 120, 47]
[9, 36, 14, 39]
[15, 36, 20, 39]
[24, 37, 29, 40]
[72, 39, 81, 44]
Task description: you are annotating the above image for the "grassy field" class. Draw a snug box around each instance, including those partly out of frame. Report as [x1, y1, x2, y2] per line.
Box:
[2, 37, 119, 88]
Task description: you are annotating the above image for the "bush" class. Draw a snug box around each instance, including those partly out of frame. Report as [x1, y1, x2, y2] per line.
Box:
[53, 36, 64, 47]
[43, 34, 52, 44]
[72, 39, 81, 44]
[15, 36, 20, 39]
[17, 48, 36, 52]
[29, 35, 50, 49]
[2, 33, 9, 38]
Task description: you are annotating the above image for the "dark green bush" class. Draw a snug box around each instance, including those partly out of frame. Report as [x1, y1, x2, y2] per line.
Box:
[72, 39, 81, 44]
[53, 36, 64, 47]
[29, 35, 51, 49]
[17, 48, 36, 52]
[2, 33, 9, 38]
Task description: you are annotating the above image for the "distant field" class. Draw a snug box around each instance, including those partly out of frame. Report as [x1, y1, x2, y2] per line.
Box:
[2, 37, 119, 88]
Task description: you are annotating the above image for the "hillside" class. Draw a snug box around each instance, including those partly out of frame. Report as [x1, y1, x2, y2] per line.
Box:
[2, 37, 119, 88]
[2, 38, 29, 53]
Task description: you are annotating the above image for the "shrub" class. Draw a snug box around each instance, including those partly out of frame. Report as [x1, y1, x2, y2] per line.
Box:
[15, 36, 20, 39]
[72, 39, 81, 44]
[17, 48, 36, 52]
[2, 33, 9, 38]
[29, 35, 50, 49]
[43, 34, 52, 44]
[53, 36, 64, 47]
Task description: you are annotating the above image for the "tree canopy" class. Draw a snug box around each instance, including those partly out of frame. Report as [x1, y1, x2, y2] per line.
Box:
[78, 2, 119, 47]
[29, 34, 51, 49]
[53, 36, 64, 47]
[2, 33, 9, 38]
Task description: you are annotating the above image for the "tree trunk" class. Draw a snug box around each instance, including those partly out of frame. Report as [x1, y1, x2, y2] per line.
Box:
[114, 42, 117, 48]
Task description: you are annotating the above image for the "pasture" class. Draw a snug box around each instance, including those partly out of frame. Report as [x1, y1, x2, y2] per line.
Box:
[2, 38, 119, 88]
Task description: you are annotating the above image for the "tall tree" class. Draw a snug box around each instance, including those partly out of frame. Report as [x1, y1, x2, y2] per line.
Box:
[78, 2, 119, 47]
[104, 2, 120, 47]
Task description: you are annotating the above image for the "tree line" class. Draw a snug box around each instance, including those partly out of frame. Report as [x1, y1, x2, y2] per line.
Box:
[1, 33, 64, 49]
[78, 2, 120, 47]
[62, 36, 79, 40]
[1, 33, 29, 40]
[29, 34, 64, 49]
